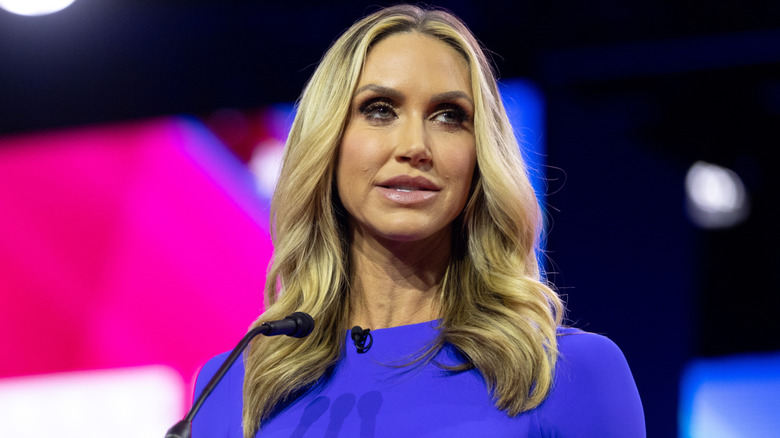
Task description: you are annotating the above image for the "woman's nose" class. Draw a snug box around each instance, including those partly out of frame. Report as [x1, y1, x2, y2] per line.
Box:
[395, 118, 432, 167]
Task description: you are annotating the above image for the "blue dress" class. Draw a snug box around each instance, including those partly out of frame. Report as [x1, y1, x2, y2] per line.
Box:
[192, 321, 645, 437]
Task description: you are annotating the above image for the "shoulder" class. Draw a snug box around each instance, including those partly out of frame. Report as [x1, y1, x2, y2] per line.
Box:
[191, 351, 245, 438]
[533, 328, 646, 437]
[556, 327, 631, 374]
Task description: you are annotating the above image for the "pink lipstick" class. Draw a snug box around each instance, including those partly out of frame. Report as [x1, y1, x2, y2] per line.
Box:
[375, 175, 440, 204]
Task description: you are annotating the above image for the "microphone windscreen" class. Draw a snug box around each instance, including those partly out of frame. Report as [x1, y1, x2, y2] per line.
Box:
[287, 312, 315, 338]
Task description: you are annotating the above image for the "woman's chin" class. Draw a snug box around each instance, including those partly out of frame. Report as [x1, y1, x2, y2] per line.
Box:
[367, 224, 452, 246]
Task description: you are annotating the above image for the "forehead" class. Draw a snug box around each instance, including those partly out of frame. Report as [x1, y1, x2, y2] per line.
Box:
[358, 32, 472, 97]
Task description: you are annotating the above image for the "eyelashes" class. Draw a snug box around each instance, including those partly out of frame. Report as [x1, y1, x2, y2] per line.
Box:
[356, 97, 472, 129]
[432, 104, 469, 125]
[358, 98, 396, 122]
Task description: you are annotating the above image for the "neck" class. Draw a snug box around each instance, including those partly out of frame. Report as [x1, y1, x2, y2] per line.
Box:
[348, 226, 451, 330]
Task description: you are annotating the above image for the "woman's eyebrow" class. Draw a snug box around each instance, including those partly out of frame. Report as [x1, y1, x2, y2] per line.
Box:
[353, 85, 474, 108]
[430, 91, 474, 108]
[353, 84, 403, 101]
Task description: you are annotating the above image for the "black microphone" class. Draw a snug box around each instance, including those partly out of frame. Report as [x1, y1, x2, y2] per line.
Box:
[164, 312, 315, 438]
[261, 311, 316, 337]
[351, 326, 372, 354]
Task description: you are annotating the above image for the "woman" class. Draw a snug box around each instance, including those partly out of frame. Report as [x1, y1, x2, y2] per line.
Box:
[193, 5, 645, 437]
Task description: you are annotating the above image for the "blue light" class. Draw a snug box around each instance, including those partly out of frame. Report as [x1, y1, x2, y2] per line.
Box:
[499, 79, 547, 265]
[679, 352, 780, 437]
[499, 79, 546, 201]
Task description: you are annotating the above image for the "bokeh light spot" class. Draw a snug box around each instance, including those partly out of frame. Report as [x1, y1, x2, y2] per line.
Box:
[685, 161, 749, 229]
[0, 0, 76, 16]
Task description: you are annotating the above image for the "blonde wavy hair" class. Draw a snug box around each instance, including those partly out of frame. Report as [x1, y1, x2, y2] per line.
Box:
[242, 5, 564, 436]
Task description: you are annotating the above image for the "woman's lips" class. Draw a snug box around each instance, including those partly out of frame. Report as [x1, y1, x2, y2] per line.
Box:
[376, 186, 440, 204]
[375, 175, 441, 204]
[377, 175, 440, 191]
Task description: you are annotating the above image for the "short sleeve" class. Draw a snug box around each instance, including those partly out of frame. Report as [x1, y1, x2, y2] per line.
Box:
[191, 352, 245, 438]
[535, 329, 646, 437]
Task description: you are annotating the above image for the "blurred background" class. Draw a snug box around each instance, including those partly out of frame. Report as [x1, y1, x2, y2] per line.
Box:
[1, 1, 778, 437]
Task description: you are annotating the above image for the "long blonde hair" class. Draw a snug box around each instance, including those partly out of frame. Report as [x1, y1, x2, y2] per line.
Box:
[242, 5, 563, 437]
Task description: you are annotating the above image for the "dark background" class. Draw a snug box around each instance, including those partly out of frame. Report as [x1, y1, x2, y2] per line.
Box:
[2, 1, 779, 436]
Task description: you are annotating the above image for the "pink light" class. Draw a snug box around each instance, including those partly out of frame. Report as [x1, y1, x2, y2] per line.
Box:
[0, 117, 274, 411]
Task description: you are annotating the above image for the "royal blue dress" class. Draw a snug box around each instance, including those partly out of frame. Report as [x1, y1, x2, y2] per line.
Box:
[192, 321, 645, 437]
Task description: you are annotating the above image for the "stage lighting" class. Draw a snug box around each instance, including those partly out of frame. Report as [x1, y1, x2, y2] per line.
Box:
[685, 161, 749, 229]
[0, 0, 76, 16]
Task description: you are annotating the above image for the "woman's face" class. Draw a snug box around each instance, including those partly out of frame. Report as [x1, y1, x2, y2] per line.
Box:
[336, 32, 477, 244]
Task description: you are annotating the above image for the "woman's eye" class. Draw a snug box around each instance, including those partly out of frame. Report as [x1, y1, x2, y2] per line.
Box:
[359, 100, 396, 121]
[432, 106, 469, 125]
